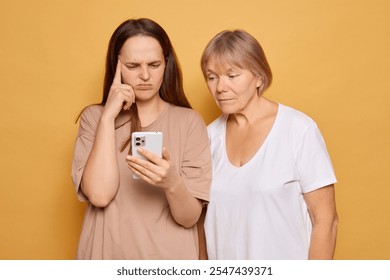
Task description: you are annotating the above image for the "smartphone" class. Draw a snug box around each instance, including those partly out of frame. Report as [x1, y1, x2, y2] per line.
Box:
[131, 131, 163, 179]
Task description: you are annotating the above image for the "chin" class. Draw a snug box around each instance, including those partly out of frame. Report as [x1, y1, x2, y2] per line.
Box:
[217, 101, 238, 114]
[134, 91, 158, 99]
[219, 107, 237, 115]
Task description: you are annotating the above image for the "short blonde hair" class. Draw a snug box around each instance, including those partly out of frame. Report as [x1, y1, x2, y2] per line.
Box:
[201, 30, 272, 93]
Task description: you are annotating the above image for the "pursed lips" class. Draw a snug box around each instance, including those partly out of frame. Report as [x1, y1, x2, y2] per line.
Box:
[136, 84, 153, 89]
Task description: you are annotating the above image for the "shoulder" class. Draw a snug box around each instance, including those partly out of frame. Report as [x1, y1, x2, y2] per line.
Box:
[74, 104, 103, 137]
[80, 104, 104, 121]
[277, 104, 327, 151]
[207, 115, 226, 134]
[278, 103, 317, 131]
[164, 104, 210, 144]
[168, 104, 199, 117]
[207, 114, 226, 128]
[78, 104, 104, 129]
[167, 104, 206, 125]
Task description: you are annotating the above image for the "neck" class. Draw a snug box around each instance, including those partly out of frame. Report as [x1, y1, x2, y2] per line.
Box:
[229, 96, 270, 127]
[137, 97, 166, 127]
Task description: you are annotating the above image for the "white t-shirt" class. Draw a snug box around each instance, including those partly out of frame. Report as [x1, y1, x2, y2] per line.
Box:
[205, 104, 337, 259]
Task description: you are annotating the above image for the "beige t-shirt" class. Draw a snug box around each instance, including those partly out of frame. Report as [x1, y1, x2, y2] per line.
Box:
[71, 102, 212, 259]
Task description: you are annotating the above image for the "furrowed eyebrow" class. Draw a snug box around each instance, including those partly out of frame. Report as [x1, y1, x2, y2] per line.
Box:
[124, 60, 162, 65]
[124, 62, 139, 66]
[148, 60, 162, 64]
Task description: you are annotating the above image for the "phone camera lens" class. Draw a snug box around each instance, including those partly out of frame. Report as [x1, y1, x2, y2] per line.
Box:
[135, 142, 141, 146]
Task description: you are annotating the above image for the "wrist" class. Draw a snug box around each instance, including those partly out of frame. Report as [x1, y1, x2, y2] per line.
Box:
[100, 111, 116, 124]
[164, 176, 182, 194]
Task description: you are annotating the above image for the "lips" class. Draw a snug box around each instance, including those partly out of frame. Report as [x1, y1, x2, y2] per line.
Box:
[218, 98, 234, 102]
[136, 84, 153, 90]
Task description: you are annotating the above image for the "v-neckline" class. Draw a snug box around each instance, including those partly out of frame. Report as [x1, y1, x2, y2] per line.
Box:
[222, 103, 281, 169]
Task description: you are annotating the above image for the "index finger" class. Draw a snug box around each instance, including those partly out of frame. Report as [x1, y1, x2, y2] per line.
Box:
[113, 59, 122, 84]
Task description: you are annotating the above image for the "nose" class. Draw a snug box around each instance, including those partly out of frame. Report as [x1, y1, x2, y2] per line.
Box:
[216, 77, 226, 93]
[139, 65, 150, 81]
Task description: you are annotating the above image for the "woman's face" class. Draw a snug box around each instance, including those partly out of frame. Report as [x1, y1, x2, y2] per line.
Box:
[205, 58, 262, 114]
[119, 36, 165, 103]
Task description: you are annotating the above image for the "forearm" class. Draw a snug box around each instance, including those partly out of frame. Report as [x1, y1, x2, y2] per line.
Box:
[304, 185, 338, 260]
[197, 207, 208, 260]
[309, 216, 338, 259]
[82, 115, 120, 207]
[165, 179, 202, 228]
[125, 147, 204, 227]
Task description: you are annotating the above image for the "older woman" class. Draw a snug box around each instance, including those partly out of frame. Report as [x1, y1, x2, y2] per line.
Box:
[201, 30, 338, 259]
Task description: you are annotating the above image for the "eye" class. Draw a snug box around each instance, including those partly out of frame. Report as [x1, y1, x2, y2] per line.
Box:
[228, 74, 239, 79]
[149, 63, 161, 69]
[207, 74, 217, 81]
[125, 64, 138, 69]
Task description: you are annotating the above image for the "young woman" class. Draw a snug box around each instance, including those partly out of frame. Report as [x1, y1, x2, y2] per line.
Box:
[71, 18, 211, 259]
[201, 30, 338, 259]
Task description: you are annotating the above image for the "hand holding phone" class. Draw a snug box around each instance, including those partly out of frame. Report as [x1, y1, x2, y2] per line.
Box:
[131, 132, 163, 179]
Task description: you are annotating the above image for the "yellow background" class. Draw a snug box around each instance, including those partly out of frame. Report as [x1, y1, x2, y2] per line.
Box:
[1, 0, 389, 259]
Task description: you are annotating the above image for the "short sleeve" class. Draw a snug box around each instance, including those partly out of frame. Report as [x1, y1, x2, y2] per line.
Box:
[71, 106, 102, 201]
[180, 112, 212, 202]
[296, 121, 337, 193]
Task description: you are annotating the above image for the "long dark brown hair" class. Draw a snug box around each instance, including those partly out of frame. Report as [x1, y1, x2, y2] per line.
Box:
[95, 18, 191, 151]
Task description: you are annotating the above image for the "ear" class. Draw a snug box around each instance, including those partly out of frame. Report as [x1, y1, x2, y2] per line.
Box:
[256, 75, 264, 92]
